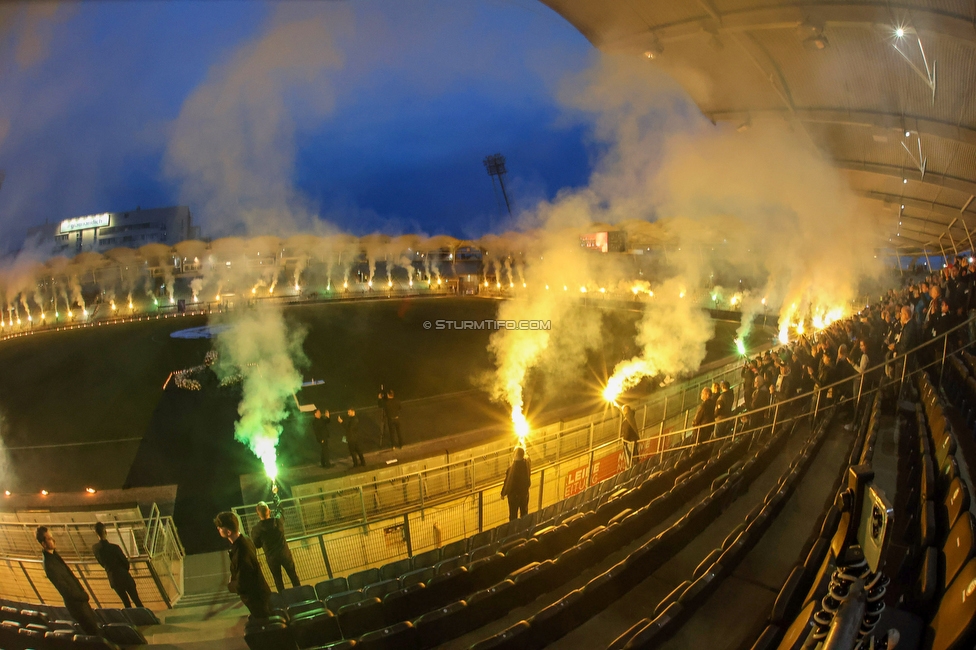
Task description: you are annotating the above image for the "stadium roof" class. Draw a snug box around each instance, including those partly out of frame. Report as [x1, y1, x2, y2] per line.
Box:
[541, 0, 976, 257]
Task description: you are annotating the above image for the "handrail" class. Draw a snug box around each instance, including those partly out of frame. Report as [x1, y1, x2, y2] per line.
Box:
[275, 311, 976, 550]
[234, 352, 753, 533]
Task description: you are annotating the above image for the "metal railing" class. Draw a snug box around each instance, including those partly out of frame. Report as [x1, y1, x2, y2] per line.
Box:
[0, 503, 185, 609]
[244, 311, 976, 587]
[235, 352, 757, 538]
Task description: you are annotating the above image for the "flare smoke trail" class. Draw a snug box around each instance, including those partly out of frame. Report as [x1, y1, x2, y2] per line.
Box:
[213, 305, 306, 479]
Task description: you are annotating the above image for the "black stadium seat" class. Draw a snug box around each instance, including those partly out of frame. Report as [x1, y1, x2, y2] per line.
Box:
[357, 620, 418, 650]
[314, 578, 348, 601]
[379, 558, 411, 582]
[101, 622, 148, 646]
[281, 585, 317, 608]
[347, 568, 380, 591]
[290, 611, 341, 648]
[336, 597, 382, 638]
[121, 606, 160, 627]
[927, 558, 976, 650]
[415, 600, 469, 648]
[244, 617, 298, 650]
[469, 620, 531, 650]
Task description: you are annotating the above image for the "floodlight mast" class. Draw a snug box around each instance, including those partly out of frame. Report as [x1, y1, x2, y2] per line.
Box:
[483, 153, 513, 217]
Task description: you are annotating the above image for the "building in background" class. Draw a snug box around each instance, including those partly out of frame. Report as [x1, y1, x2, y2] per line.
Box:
[29, 206, 199, 255]
[580, 230, 626, 253]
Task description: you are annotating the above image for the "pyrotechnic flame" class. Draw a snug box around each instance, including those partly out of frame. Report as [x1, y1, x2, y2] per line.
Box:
[294, 284, 300, 291]
[795, 321, 805, 335]
[580, 286, 587, 293]
[367, 280, 373, 288]
[778, 327, 789, 345]
[512, 407, 530, 442]
[128, 300, 133, 310]
[604, 359, 656, 404]
[388, 281, 393, 288]
[679, 290, 686, 298]
[735, 338, 746, 356]
[110, 301, 117, 311]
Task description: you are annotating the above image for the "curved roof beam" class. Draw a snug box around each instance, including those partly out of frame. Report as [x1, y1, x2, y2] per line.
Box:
[708, 108, 976, 147]
[857, 191, 976, 222]
[598, 4, 976, 51]
[838, 161, 976, 198]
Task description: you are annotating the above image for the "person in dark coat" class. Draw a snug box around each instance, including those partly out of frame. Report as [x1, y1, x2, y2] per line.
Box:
[501, 447, 531, 521]
[692, 387, 716, 441]
[36, 526, 101, 635]
[379, 389, 403, 449]
[252, 487, 301, 593]
[620, 405, 639, 443]
[337, 409, 366, 467]
[92, 522, 143, 608]
[714, 381, 734, 438]
[215, 511, 272, 619]
[312, 409, 334, 468]
[750, 375, 770, 430]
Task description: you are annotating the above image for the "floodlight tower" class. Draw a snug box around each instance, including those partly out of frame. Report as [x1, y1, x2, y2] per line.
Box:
[483, 154, 513, 217]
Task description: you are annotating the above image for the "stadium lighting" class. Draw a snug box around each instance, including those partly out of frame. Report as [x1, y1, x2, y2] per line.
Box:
[85, 487, 96, 494]
[895, 28, 905, 38]
[904, 130, 911, 137]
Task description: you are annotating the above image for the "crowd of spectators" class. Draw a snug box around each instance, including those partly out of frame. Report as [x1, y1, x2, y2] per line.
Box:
[690, 258, 976, 442]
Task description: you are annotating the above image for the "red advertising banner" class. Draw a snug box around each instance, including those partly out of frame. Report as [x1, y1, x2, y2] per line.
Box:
[563, 465, 589, 499]
[590, 451, 624, 485]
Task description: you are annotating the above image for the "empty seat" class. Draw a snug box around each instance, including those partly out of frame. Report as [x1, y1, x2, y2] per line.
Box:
[101, 623, 147, 646]
[927, 558, 976, 650]
[94, 608, 127, 625]
[379, 558, 411, 582]
[399, 566, 435, 587]
[288, 599, 326, 620]
[382, 582, 428, 624]
[315, 578, 349, 601]
[364, 579, 400, 601]
[415, 600, 469, 648]
[336, 596, 382, 638]
[325, 590, 364, 614]
[281, 585, 317, 608]
[412, 548, 442, 570]
[244, 618, 298, 650]
[290, 611, 341, 649]
[435, 555, 465, 575]
[469, 620, 531, 650]
[944, 477, 971, 532]
[357, 621, 418, 650]
[347, 568, 380, 591]
[121, 607, 160, 627]
[71, 634, 123, 649]
[943, 513, 976, 589]
[441, 539, 467, 559]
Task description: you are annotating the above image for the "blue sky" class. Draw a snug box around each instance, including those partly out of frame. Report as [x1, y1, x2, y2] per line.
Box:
[0, 1, 600, 244]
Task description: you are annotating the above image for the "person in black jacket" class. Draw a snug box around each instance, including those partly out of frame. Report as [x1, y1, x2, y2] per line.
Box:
[337, 409, 365, 467]
[252, 487, 301, 593]
[215, 511, 272, 619]
[92, 522, 143, 608]
[501, 447, 531, 521]
[692, 387, 716, 442]
[36, 526, 101, 635]
[714, 381, 734, 438]
[620, 405, 639, 443]
[378, 389, 403, 449]
[312, 409, 334, 468]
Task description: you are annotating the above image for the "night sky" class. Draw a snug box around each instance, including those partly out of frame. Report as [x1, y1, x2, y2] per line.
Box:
[0, 1, 602, 247]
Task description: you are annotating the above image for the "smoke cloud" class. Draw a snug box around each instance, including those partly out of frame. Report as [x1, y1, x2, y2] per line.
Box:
[164, 4, 349, 237]
[212, 305, 306, 479]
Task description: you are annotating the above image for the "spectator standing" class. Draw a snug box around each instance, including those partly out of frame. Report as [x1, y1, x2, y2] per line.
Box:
[36, 526, 101, 635]
[338, 409, 366, 468]
[312, 409, 333, 469]
[692, 387, 716, 442]
[92, 522, 143, 608]
[252, 487, 302, 593]
[501, 447, 531, 521]
[380, 389, 403, 449]
[215, 511, 272, 619]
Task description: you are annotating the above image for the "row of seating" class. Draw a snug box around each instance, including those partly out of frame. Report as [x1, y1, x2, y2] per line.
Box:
[244, 438, 757, 649]
[604, 417, 833, 650]
[912, 372, 976, 650]
[748, 397, 877, 650]
[0, 601, 159, 650]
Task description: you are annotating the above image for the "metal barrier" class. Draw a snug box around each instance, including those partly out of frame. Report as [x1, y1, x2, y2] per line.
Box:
[235, 353, 755, 538]
[0, 504, 185, 609]
[245, 311, 976, 588]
